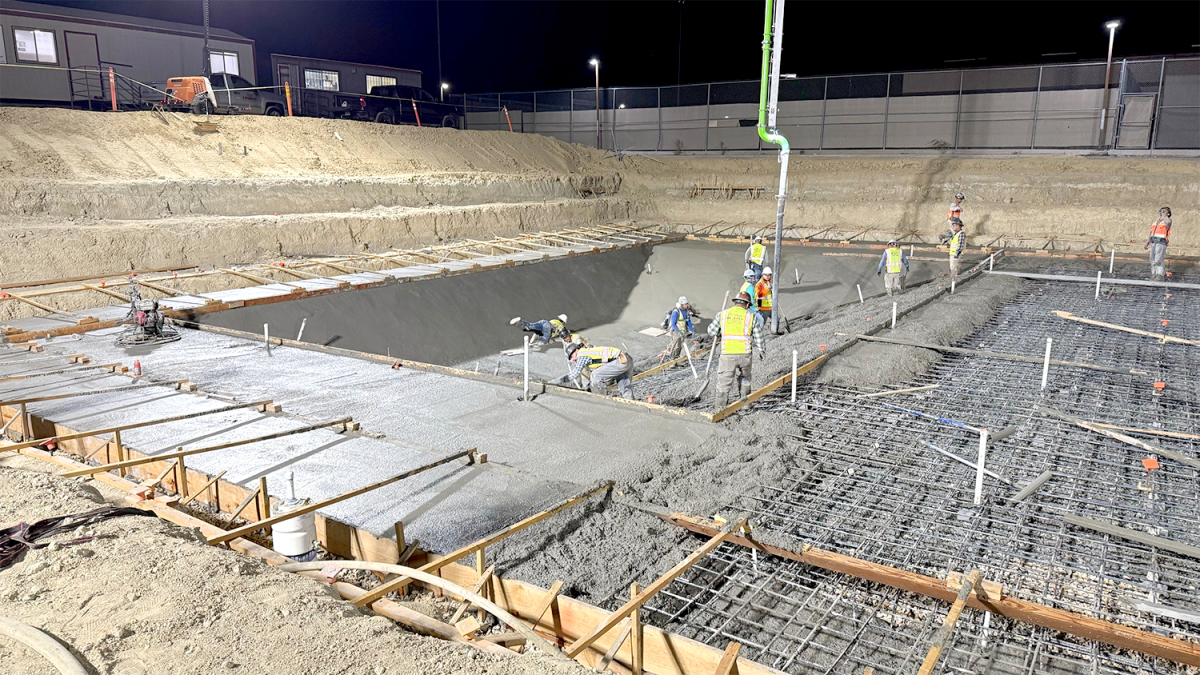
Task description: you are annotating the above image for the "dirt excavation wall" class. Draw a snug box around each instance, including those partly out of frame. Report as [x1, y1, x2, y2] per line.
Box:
[199, 246, 653, 365]
[1, 107, 1196, 286]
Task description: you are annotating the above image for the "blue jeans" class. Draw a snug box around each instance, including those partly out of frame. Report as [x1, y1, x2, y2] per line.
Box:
[521, 320, 553, 342]
[747, 262, 763, 282]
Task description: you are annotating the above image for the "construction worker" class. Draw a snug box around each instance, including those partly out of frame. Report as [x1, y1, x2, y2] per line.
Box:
[939, 218, 966, 277]
[510, 314, 569, 345]
[1145, 206, 1172, 281]
[665, 296, 694, 362]
[948, 192, 965, 225]
[554, 344, 634, 399]
[876, 239, 910, 296]
[707, 292, 765, 406]
[755, 267, 774, 326]
[739, 269, 762, 320]
[745, 235, 767, 281]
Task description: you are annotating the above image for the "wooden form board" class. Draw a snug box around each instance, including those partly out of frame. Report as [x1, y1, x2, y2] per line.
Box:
[660, 513, 1200, 666]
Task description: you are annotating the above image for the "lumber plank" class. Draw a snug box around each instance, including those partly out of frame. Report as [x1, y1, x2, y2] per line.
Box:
[658, 511, 1200, 666]
[856, 335, 1147, 375]
[716, 642, 742, 675]
[1053, 310, 1200, 346]
[565, 518, 747, 658]
[353, 481, 612, 607]
[1037, 405, 1200, 471]
[918, 570, 980, 675]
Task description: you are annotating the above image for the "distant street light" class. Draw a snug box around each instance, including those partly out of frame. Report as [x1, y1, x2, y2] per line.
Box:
[440, 82, 449, 102]
[590, 58, 601, 149]
[1100, 19, 1121, 148]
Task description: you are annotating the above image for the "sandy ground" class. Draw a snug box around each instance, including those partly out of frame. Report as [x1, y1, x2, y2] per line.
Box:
[0, 454, 589, 675]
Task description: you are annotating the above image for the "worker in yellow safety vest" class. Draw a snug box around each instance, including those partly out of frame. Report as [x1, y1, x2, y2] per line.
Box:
[876, 239, 910, 296]
[707, 292, 766, 407]
[510, 313, 570, 345]
[745, 235, 767, 282]
[755, 267, 774, 325]
[1145, 206, 1172, 281]
[554, 343, 634, 399]
[939, 218, 966, 277]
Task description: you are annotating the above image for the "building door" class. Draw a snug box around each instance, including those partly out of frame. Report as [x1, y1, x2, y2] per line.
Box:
[64, 31, 102, 105]
[1114, 94, 1156, 150]
[277, 63, 299, 114]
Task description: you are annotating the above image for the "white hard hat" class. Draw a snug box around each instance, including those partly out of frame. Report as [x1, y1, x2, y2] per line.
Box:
[678, 296, 688, 305]
[754, 235, 763, 242]
[762, 267, 773, 276]
[558, 314, 568, 322]
[743, 269, 756, 280]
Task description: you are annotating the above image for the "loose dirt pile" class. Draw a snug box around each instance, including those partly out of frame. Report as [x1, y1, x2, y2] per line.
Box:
[0, 455, 587, 675]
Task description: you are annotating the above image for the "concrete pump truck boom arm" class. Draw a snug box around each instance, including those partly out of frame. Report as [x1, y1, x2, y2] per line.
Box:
[758, 0, 790, 334]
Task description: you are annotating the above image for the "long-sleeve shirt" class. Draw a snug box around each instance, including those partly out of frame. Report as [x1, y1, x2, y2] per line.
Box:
[667, 307, 694, 334]
[564, 355, 597, 381]
[708, 308, 766, 354]
[877, 249, 910, 274]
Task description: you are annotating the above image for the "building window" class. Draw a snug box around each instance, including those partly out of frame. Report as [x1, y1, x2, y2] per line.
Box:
[13, 28, 57, 64]
[209, 50, 239, 76]
[366, 75, 396, 92]
[304, 69, 340, 91]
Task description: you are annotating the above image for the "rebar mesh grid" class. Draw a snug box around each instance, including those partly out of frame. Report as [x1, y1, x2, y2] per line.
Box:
[639, 276, 1199, 674]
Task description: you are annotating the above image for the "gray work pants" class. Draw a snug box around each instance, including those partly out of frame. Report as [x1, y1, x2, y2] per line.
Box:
[949, 257, 962, 277]
[667, 331, 687, 361]
[884, 272, 904, 296]
[1149, 241, 1167, 279]
[591, 354, 634, 399]
[716, 353, 752, 405]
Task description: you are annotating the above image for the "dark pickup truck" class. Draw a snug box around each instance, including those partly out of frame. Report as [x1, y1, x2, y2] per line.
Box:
[335, 85, 461, 128]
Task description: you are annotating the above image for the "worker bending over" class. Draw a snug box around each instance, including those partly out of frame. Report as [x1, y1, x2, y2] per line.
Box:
[665, 296, 694, 361]
[745, 235, 767, 281]
[939, 218, 965, 277]
[876, 239, 910, 296]
[510, 314, 569, 345]
[554, 344, 634, 399]
[707, 292, 765, 407]
[1145, 206, 1172, 281]
[755, 267, 774, 326]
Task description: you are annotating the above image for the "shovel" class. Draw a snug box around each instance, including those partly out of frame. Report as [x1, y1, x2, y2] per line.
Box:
[693, 290, 730, 401]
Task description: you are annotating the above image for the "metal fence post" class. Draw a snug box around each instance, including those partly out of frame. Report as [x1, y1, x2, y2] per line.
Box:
[1030, 66, 1043, 149]
[1150, 57, 1167, 152]
[1112, 59, 1127, 148]
[705, 83, 712, 152]
[882, 74, 891, 149]
[657, 87, 663, 152]
[953, 70, 964, 150]
[818, 76, 828, 151]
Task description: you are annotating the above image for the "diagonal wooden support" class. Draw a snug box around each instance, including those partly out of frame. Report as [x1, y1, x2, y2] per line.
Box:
[353, 481, 612, 608]
[715, 642, 742, 675]
[1053, 310, 1200, 346]
[179, 470, 226, 507]
[208, 449, 475, 545]
[596, 619, 632, 672]
[565, 518, 747, 659]
[449, 565, 495, 625]
[60, 418, 354, 477]
[918, 570, 981, 675]
[3, 400, 273, 454]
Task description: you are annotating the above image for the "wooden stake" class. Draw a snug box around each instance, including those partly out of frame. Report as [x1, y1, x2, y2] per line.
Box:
[715, 642, 742, 675]
[177, 453, 188, 498]
[227, 487, 262, 524]
[449, 565, 495, 625]
[113, 429, 125, 478]
[476, 547, 487, 623]
[918, 570, 980, 675]
[631, 583, 643, 675]
[393, 521, 406, 561]
[258, 476, 271, 535]
[528, 580, 564, 642]
[565, 518, 746, 658]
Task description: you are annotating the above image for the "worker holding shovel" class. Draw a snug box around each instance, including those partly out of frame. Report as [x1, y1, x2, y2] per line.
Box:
[876, 239, 910, 296]
[664, 297, 695, 363]
[707, 292, 765, 407]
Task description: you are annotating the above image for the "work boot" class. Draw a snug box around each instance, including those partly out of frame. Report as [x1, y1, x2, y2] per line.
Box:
[740, 381, 752, 399]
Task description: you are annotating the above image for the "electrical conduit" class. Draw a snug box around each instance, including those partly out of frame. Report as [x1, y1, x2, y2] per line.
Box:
[757, 0, 790, 334]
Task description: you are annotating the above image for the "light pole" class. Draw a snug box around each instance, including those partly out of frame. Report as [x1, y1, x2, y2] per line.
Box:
[589, 58, 601, 149]
[440, 82, 449, 102]
[1100, 19, 1120, 148]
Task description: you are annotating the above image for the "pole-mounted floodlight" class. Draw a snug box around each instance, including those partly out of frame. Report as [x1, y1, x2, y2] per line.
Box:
[440, 82, 449, 102]
[590, 59, 601, 149]
[1099, 19, 1121, 147]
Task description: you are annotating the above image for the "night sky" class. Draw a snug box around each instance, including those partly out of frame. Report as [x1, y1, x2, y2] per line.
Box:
[28, 1, 1200, 93]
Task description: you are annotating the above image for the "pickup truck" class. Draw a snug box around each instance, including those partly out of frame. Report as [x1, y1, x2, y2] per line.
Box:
[335, 85, 461, 128]
[188, 74, 288, 116]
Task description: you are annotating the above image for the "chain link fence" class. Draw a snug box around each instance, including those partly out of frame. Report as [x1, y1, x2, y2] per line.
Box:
[460, 56, 1199, 152]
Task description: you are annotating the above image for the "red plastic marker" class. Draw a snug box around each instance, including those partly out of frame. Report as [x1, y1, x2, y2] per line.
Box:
[133, 359, 142, 376]
[1142, 457, 1160, 471]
